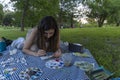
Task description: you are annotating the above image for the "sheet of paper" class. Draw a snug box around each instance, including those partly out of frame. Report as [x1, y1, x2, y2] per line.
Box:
[40, 55, 53, 60]
[73, 52, 91, 57]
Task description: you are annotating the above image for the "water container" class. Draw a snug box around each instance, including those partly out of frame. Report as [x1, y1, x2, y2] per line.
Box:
[0, 41, 6, 52]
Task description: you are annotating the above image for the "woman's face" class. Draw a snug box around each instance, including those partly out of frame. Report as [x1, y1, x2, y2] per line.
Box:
[44, 29, 55, 39]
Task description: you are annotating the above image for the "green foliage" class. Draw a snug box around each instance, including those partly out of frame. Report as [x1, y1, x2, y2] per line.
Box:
[82, 23, 98, 28]
[10, 0, 59, 27]
[59, 0, 81, 28]
[60, 0, 80, 12]
[3, 12, 14, 26]
[82, 0, 120, 27]
[107, 0, 120, 26]
[0, 4, 3, 24]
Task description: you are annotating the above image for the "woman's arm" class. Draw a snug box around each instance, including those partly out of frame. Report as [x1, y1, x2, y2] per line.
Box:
[53, 36, 62, 58]
[22, 28, 46, 56]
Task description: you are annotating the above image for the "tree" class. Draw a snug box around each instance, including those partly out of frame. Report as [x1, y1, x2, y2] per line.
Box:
[3, 12, 14, 26]
[107, 0, 120, 26]
[27, 0, 59, 27]
[59, 0, 81, 28]
[10, 0, 30, 31]
[0, 4, 4, 25]
[115, 11, 120, 26]
[82, 0, 120, 27]
[10, 0, 59, 31]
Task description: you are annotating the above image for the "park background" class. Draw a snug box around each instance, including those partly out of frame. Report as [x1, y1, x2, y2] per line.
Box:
[0, 0, 120, 77]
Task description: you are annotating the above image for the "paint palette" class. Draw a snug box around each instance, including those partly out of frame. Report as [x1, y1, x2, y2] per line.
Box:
[19, 67, 43, 80]
[45, 59, 64, 69]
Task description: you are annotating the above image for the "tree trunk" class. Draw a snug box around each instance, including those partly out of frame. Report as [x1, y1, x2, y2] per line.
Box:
[58, 8, 62, 28]
[98, 21, 103, 27]
[98, 16, 106, 27]
[21, 11, 25, 31]
[116, 20, 120, 26]
[21, 0, 29, 31]
[70, 13, 73, 28]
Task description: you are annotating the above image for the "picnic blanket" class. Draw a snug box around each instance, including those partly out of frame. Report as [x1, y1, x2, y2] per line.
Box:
[0, 46, 99, 80]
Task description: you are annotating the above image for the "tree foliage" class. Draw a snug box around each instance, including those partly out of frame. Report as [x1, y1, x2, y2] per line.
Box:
[59, 0, 81, 28]
[10, 0, 59, 31]
[3, 12, 14, 26]
[107, 0, 120, 26]
[0, 4, 4, 25]
[82, 0, 120, 27]
[9, 0, 81, 30]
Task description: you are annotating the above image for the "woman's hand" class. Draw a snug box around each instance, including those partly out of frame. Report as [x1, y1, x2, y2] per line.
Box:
[36, 49, 46, 56]
[53, 49, 61, 58]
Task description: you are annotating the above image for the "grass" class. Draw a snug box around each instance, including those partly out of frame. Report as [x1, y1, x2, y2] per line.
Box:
[0, 27, 28, 40]
[60, 27, 120, 77]
[0, 26, 120, 77]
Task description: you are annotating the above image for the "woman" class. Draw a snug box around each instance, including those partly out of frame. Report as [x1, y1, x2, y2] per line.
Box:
[22, 16, 61, 57]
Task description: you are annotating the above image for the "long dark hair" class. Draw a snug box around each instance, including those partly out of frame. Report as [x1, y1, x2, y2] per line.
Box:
[37, 16, 59, 52]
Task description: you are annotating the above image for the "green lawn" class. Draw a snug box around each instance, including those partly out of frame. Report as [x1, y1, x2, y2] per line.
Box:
[60, 27, 120, 77]
[0, 27, 28, 40]
[0, 26, 120, 77]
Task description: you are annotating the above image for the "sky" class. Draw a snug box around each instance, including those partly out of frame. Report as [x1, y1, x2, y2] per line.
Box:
[0, 0, 14, 11]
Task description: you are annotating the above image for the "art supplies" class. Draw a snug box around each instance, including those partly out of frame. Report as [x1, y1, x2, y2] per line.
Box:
[19, 67, 43, 80]
[73, 52, 91, 58]
[45, 59, 64, 69]
[86, 66, 114, 80]
[61, 53, 73, 66]
[74, 61, 94, 71]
